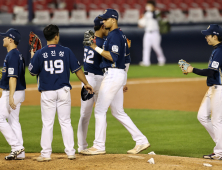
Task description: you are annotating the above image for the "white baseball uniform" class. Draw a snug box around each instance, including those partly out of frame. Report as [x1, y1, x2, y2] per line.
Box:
[138, 10, 166, 66]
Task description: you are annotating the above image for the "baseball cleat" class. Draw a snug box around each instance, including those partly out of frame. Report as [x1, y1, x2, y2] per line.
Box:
[80, 147, 106, 155]
[36, 156, 51, 162]
[127, 143, 150, 154]
[5, 148, 25, 160]
[68, 155, 76, 160]
[5, 151, 18, 160]
[211, 155, 222, 160]
[203, 153, 215, 159]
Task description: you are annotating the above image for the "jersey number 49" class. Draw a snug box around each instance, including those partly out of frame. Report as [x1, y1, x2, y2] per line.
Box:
[44, 59, 64, 74]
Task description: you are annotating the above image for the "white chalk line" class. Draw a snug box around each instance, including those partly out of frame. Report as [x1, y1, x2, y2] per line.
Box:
[25, 77, 206, 91]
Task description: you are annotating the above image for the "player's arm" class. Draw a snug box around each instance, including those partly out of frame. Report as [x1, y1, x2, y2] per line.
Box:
[75, 69, 93, 93]
[29, 50, 40, 76]
[90, 43, 113, 61]
[9, 77, 17, 110]
[189, 67, 216, 76]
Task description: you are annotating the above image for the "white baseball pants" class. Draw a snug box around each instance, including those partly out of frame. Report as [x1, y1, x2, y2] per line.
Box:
[197, 85, 222, 157]
[0, 90, 25, 152]
[142, 31, 166, 65]
[40, 87, 75, 158]
[93, 68, 148, 151]
[77, 73, 104, 152]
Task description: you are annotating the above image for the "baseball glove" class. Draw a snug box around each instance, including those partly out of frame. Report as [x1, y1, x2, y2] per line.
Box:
[126, 38, 131, 48]
[81, 86, 94, 101]
[83, 30, 95, 46]
[178, 59, 191, 75]
[29, 32, 42, 53]
[0, 68, 2, 80]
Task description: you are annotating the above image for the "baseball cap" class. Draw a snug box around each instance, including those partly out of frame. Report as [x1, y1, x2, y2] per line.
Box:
[201, 24, 222, 36]
[98, 9, 119, 20]
[0, 28, 21, 42]
[94, 16, 104, 26]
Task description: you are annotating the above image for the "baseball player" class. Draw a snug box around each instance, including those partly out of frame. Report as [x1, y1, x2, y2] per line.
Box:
[28, 24, 93, 161]
[77, 17, 109, 153]
[0, 28, 26, 160]
[81, 9, 150, 155]
[138, 0, 166, 66]
[182, 24, 222, 160]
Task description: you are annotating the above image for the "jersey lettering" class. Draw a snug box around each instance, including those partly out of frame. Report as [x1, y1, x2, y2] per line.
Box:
[84, 48, 94, 64]
[44, 59, 64, 74]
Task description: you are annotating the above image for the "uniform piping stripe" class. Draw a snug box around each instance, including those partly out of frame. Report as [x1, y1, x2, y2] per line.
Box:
[219, 68, 222, 84]
[71, 66, 81, 73]
[22, 77, 206, 91]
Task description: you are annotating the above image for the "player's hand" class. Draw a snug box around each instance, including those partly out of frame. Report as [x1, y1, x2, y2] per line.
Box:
[9, 96, 16, 110]
[123, 85, 128, 93]
[30, 49, 34, 59]
[187, 65, 194, 73]
[84, 84, 94, 94]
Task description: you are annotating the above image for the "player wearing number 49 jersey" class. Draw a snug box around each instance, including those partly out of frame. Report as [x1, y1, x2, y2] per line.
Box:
[28, 24, 93, 161]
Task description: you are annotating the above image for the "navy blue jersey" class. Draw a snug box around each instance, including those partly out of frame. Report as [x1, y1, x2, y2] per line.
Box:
[207, 43, 222, 86]
[100, 28, 130, 69]
[0, 49, 26, 90]
[29, 44, 81, 91]
[83, 36, 104, 75]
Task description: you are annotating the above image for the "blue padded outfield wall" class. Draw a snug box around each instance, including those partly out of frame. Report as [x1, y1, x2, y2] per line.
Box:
[0, 24, 217, 67]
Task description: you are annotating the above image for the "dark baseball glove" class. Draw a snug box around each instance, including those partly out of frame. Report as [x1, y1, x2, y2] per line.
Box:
[178, 59, 191, 75]
[81, 86, 94, 101]
[0, 68, 2, 80]
[83, 30, 95, 46]
[29, 32, 42, 53]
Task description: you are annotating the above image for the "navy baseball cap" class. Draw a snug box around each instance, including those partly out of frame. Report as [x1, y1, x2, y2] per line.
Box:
[201, 24, 222, 36]
[98, 9, 118, 20]
[94, 16, 104, 26]
[0, 28, 21, 42]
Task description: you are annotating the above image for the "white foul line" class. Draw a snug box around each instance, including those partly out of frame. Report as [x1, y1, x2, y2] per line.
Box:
[24, 77, 206, 91]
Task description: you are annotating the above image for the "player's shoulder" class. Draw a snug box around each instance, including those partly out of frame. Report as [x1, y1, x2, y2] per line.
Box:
[108, 29, 122, 39]
[7, 49, 20, 59]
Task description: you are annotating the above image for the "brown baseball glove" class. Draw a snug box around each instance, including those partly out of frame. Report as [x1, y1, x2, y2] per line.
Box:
[178, 59, 191, 75]
[29, 32, 42, 52]
[126, 38, 131, 48]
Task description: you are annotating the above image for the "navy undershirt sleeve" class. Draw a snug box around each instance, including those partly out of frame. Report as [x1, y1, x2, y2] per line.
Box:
[193, 68, 215, 77]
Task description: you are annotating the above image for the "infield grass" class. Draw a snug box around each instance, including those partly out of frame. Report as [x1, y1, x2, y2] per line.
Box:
[0, 106, 214, 158]
[25, 63, 209, 84]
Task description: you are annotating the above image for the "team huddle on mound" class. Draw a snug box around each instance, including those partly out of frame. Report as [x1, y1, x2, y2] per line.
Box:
[0, 8, 222, 162]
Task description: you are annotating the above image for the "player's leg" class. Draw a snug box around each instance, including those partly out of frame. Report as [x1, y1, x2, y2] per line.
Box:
[141, 32, 152, 66]
[110, 86, 149, 153]
[210, 86, 222, 159]
[151, 32, 166, 66]
[77, 74, 95, 152]
[8, 91, 25, 159]
[57, 86, 75, 157]
[0, 91, 24, 158]
[197, 88, 215, 142]
[40, 90, 57, 158]
[92, 69, 125, 151]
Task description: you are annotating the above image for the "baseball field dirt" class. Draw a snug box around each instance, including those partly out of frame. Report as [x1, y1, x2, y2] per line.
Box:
[1, 77, 216, 170]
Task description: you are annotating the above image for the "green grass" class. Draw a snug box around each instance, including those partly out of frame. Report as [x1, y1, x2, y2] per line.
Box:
[0, 106, 214, 158]
[24, 63, 209, 84]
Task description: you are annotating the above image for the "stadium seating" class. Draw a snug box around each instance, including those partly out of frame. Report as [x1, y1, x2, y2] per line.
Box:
[69, 10, 88, 24]
[51, 10, 69, 25]
[11, 11, 28, 24]
[32, 10, 51, 24]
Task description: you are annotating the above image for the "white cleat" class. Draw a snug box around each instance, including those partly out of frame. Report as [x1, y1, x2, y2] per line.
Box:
[36, 156, 51, 162]
[80, 147, 106, 155]
[127, 143, 150, 154]
[139, 62, 150, 67]
[68, 155, 76, 160]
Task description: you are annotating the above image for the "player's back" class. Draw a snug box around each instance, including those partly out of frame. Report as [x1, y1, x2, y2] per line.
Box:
[31, 44, 80, 91]
[83, 37, 104, 75]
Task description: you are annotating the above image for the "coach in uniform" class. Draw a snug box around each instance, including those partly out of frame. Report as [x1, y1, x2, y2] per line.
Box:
[29, 24, 93, 161]
[185, 24, 222, 160]
[0, 28, 26, 160]
[81, 9, 150, 155]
